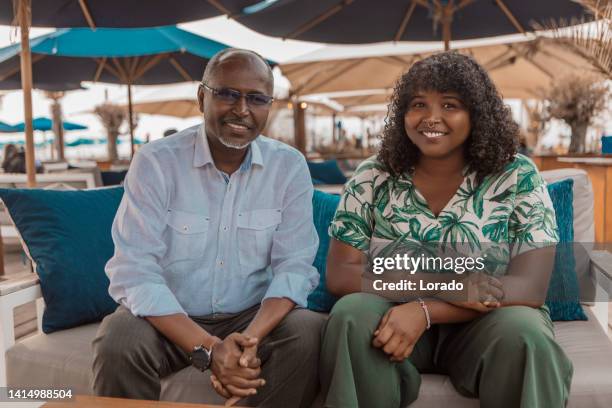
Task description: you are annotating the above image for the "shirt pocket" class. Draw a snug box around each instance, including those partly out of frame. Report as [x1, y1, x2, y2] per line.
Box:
[164, 209, 210, 266]
[236, 208, 282, 269]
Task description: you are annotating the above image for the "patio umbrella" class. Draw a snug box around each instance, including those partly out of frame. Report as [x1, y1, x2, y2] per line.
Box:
[117, 82, 201, 118]
[0, 0, 259, 28]
[12, 116, 88, 159]
[0, 26, 242, 158]
[0, 120, 18, 132]
[3, 0, 259, 186]
[65, 137, 97, 147]
[280, 36, 604, 100]
[236, 0, 591, 50]
[12, 117, 88, 132]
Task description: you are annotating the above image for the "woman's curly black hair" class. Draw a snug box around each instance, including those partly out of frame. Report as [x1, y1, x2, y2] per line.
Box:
[377, 52, 519, 184]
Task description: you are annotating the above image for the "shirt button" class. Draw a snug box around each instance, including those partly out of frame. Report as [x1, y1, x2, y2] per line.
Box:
[223, 226, 227, 231]
[219, 260, 224, 266]
[183, 226, 188, 231]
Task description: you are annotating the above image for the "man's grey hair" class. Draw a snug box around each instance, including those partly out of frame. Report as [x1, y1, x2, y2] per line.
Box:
[201, 48, 273, 85]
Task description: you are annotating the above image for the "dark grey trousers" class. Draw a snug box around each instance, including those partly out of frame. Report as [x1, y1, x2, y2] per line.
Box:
[92, 304, 326, 408]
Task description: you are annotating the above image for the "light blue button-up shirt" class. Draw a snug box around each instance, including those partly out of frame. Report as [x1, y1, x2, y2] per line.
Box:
[106, 124, 319, 317]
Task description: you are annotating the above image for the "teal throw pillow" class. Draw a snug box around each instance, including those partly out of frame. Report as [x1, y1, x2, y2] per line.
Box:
[545, 178, 587, 321]
[0, 187, 123, 333]
[307, 190, 340, 312]
[307, 160, 347, 185]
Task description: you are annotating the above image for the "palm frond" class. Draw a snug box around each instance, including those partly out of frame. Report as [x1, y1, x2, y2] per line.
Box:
[535, 1, 612, 78]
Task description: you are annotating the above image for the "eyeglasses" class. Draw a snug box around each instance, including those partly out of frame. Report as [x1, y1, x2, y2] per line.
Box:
[200, 83, 274, 107]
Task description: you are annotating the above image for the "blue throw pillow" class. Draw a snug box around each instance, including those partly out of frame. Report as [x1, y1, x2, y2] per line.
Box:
[545, 179, 587, 321]
[307, 160, 347, 185]
[308, 190, 340, 312]
[0, 187, 123, 333]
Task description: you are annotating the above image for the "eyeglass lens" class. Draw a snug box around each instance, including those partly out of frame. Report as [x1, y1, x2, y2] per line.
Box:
[214, 88, 272, 106]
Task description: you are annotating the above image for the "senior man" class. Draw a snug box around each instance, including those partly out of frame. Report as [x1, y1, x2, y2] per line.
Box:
[92, 48, 324, 408]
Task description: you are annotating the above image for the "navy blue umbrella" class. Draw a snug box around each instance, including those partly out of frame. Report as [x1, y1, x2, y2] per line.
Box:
[0, 0, 259, 28]
[236, 0, 592, 50]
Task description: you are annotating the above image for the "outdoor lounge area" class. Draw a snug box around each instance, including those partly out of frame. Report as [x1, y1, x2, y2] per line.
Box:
[0, 1, 611, 407]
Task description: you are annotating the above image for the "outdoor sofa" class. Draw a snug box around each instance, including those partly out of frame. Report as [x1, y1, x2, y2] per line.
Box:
[0, 167, 611, 407]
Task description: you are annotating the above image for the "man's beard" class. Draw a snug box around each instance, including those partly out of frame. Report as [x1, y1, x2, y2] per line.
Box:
[217, 134, 251, 150]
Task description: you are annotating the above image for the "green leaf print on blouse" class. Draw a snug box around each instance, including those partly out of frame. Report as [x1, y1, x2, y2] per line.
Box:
[403, 181, 436, 219]
[482, 206, 511, 242]
[451, 176, 477, 213]
[438, 210, 481, 252]
[330, 211, 373, 251]
[509, 197, 557, 253]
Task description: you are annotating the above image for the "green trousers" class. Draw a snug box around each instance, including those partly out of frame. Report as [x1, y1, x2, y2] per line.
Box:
[320, 293, 573, 408]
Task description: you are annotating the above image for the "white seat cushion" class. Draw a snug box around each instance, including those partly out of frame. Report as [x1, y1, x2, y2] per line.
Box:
[7, 309, 612, 407]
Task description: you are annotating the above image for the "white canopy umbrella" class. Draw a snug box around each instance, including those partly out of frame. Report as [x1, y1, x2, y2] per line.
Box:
[282, 34, 604, 100]
[115, 82, 201, 118]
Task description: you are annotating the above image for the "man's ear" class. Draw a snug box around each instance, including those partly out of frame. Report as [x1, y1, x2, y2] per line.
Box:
[197, 85, 205, 113]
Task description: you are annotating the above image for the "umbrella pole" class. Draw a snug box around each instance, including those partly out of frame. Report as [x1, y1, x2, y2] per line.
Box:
[127, 82, 135, 159]
[18, 0, 36, 186]
[442, 3, 452, 51]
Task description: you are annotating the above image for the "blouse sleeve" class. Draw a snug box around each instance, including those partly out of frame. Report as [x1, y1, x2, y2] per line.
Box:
[508, 158, 559, 256]
[329, 159, 377, 251]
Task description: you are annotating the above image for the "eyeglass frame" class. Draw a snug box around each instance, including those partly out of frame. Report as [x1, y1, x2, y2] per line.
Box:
[200, 82, 275, 107]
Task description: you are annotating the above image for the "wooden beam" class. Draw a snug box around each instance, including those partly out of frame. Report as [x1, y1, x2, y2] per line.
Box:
[293, 101, 306, 154]
[378, 55, 412, 69]
[206, 0, 231, 15]
[509, 45, 554, 78]
[133, 54, 166, 81]
[292, 61, 349, 95]
[442, 0, 454, 51]
[128, 56, 140, 79]
[168, 57, 194, 82]
[17, 0, 36, 187]
[110, 57, 130, 83]
[481, 47, 515, 70]
[93, 57, 122, 81]
[93, 57, 107, 82]
[127, 82, 135, 159]
[454, 0, 477, 12]
[297, 58, 365, 94]
[281, 61, 318, 77]
[285, 0, 355, 40]
[394, 1, 417, 42]
[495, 0, 525, 34]
[77, 0, 96, 29]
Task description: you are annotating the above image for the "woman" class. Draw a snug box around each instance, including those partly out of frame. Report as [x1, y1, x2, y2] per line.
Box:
[321, 52, 572, 408]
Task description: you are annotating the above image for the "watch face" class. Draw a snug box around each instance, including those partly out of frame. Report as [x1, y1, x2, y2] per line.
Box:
[191, 348, 211, 371]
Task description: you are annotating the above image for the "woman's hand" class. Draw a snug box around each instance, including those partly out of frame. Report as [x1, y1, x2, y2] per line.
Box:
[450, 273, 504, 312]
[372, 302, 428, 362]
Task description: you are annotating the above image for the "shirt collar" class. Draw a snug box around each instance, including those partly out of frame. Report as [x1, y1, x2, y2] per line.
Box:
[193, 124, 264, 170]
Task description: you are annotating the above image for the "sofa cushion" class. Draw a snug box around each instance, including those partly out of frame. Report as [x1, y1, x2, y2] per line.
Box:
[7, 308, 610, 407]
[540, 168, 594, 243]
[0, 187, 122, 333]
[546, 179, 587, 321]
[307, 160, 347, 185]
[308, 191, 340, 312]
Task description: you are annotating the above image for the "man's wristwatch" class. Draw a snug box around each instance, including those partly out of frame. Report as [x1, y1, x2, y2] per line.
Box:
[190, 344, 213, 372]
